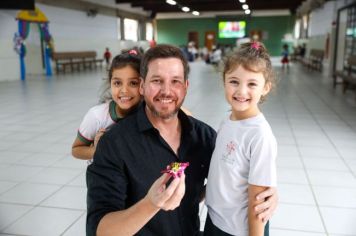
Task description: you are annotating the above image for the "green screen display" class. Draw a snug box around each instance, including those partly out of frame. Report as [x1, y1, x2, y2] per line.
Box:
[218, 21, 246, 38]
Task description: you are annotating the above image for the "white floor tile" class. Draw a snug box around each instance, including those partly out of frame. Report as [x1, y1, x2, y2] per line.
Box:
[0, 165, 43, 182]
[0, 203, 33, 231]
[278, 183, 315, 205]
[307, 170, 356, 188]
[313, 186, 356, 208]
[40, 186, 87, 210]
[277, 168, 309, 184]
[27, 167, 83, 185]
[303, 158, 349, 171]
[320, 207, 356, 235]
[270, 229, 326, 236]
[2, 206, 83, 236]
[0, 182, 61, 205]
[271, 203, 325, 232]
[62, 213, 86, 236]
[299, 146, 340, 159]
[0, 181, 18, 195]
[277, 156, 303, 169]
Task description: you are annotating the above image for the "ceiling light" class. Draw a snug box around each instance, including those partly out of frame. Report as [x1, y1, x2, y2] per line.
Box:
[239, 0, 246, 3]
[242, 4, 249, 10]
[245, 9, 251, 14]
[182, 6, 190, 12]
[166, 0, 176, 5]
[192, 11, 200, 16]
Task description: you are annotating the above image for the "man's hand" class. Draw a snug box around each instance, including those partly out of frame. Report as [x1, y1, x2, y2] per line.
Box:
[145, 173, 186, 211]
[254, 187, 278, 222]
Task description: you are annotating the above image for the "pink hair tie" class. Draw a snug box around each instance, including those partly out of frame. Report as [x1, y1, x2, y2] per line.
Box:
[128, 49, 138, 55]
[251, 42, 261, 50]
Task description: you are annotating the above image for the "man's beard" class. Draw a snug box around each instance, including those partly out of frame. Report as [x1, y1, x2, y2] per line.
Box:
[146, 97, 184, 120]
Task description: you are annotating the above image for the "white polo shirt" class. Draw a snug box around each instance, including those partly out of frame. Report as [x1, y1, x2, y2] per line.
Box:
[205, 113, 277, 236]
[77, 101, 120, 145]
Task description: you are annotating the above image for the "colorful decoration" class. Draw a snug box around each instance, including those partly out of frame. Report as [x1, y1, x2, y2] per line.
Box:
[14, 7, 53, 80]
[16, 7, 48, 23]
[161, 162, 189, 178]
[251, 41, 261, 50]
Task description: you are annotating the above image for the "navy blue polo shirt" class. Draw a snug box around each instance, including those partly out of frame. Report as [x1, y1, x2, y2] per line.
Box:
[86, 103, 216, 236]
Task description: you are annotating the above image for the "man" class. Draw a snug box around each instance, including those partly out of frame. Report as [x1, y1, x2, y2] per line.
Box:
[86, 44, 277, 236]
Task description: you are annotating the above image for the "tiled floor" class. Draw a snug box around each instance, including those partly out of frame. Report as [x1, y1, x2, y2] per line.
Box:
[0, 60, 356, 235]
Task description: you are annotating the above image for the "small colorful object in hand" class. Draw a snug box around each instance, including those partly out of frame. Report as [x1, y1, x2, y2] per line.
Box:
[161, 162, 189, 178]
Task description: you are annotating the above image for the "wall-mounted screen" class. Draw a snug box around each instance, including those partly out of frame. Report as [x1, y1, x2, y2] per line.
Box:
[218, 21, 246, 38]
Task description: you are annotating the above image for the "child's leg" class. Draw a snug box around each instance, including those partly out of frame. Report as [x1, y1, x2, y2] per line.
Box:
[264, 221, 270, 236]
[203, 214, 233, 236]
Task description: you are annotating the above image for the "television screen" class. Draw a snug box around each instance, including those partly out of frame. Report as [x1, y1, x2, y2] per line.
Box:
[218, 21, 246, 38]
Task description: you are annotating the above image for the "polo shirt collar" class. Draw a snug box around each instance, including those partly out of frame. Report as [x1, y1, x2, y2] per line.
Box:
[137, 102, 193, 133]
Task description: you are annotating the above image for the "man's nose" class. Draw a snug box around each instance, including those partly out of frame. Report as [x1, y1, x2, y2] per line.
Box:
[160, 82, 171, 94]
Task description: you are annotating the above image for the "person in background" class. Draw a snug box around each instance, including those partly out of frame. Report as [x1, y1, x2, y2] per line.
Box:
[86, 44, 278, 236]
[72, 50, 142, 160]
[204, 42, 277, 236]
[104, 47, 112, 68]
[281, 44, 289, 70]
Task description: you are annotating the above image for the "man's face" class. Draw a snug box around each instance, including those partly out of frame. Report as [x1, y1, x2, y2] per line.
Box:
[140, 58, 188, 120]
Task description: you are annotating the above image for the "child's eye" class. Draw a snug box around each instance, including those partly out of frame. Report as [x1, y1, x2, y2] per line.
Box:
[113, 81, 121, 86]
[130, 81, 139, 86]
[229, 80, 239, 85]
[249, 83, 257, 87]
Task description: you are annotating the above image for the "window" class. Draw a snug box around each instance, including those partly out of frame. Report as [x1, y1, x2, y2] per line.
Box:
[124, 18, 138, 41]
[117, 18, 121, 40]
[146, 22, 153, 41]
[294, 19, 301, 39]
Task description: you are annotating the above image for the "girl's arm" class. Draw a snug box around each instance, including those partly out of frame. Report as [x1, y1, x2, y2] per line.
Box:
[72, 137, 95, 160]
[72, 129, 105, 160]
[248, 184, 268, 236]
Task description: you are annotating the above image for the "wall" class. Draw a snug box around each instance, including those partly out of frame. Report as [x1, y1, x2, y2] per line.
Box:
[156, 15, 294, 56]
[0, 3, 146, 81]
[0, 10, 21, 81]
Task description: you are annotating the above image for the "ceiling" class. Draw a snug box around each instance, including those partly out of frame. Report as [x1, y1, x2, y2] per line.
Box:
[116, 0, 306, 15]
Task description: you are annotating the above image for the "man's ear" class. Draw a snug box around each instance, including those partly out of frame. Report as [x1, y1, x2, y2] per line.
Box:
[139, 78, 144, 96]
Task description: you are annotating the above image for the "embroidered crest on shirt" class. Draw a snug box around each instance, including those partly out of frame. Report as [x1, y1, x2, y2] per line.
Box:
[221, 141, 237, 165]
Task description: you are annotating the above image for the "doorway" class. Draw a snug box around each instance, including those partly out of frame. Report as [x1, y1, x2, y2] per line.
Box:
[188, 31, 199, 48]
[204, 31, 216, 51]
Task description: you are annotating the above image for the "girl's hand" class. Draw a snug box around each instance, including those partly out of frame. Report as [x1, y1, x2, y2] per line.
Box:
[94, 128, 106, 148]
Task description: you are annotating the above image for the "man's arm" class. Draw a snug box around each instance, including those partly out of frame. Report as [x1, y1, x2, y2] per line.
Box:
[97, 173, 186, 236]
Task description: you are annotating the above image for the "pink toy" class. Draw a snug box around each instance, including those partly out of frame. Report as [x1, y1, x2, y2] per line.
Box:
[161, 162, 189, 178]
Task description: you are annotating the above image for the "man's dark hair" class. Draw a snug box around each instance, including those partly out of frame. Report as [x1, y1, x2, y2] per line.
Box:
[140, 44, 189, 80]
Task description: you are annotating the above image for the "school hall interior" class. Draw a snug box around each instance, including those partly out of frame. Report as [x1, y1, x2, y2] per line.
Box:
[0, 0, 356, 235]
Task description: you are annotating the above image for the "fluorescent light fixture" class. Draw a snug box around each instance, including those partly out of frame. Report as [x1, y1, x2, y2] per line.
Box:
[245, 9, 251, 14]
[192, 11, 200, 16]
[242, 4, 249, 10]
[182, 6, 190, 12]
[166, 0, 176, 5]
[239, 0, 246, 2]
